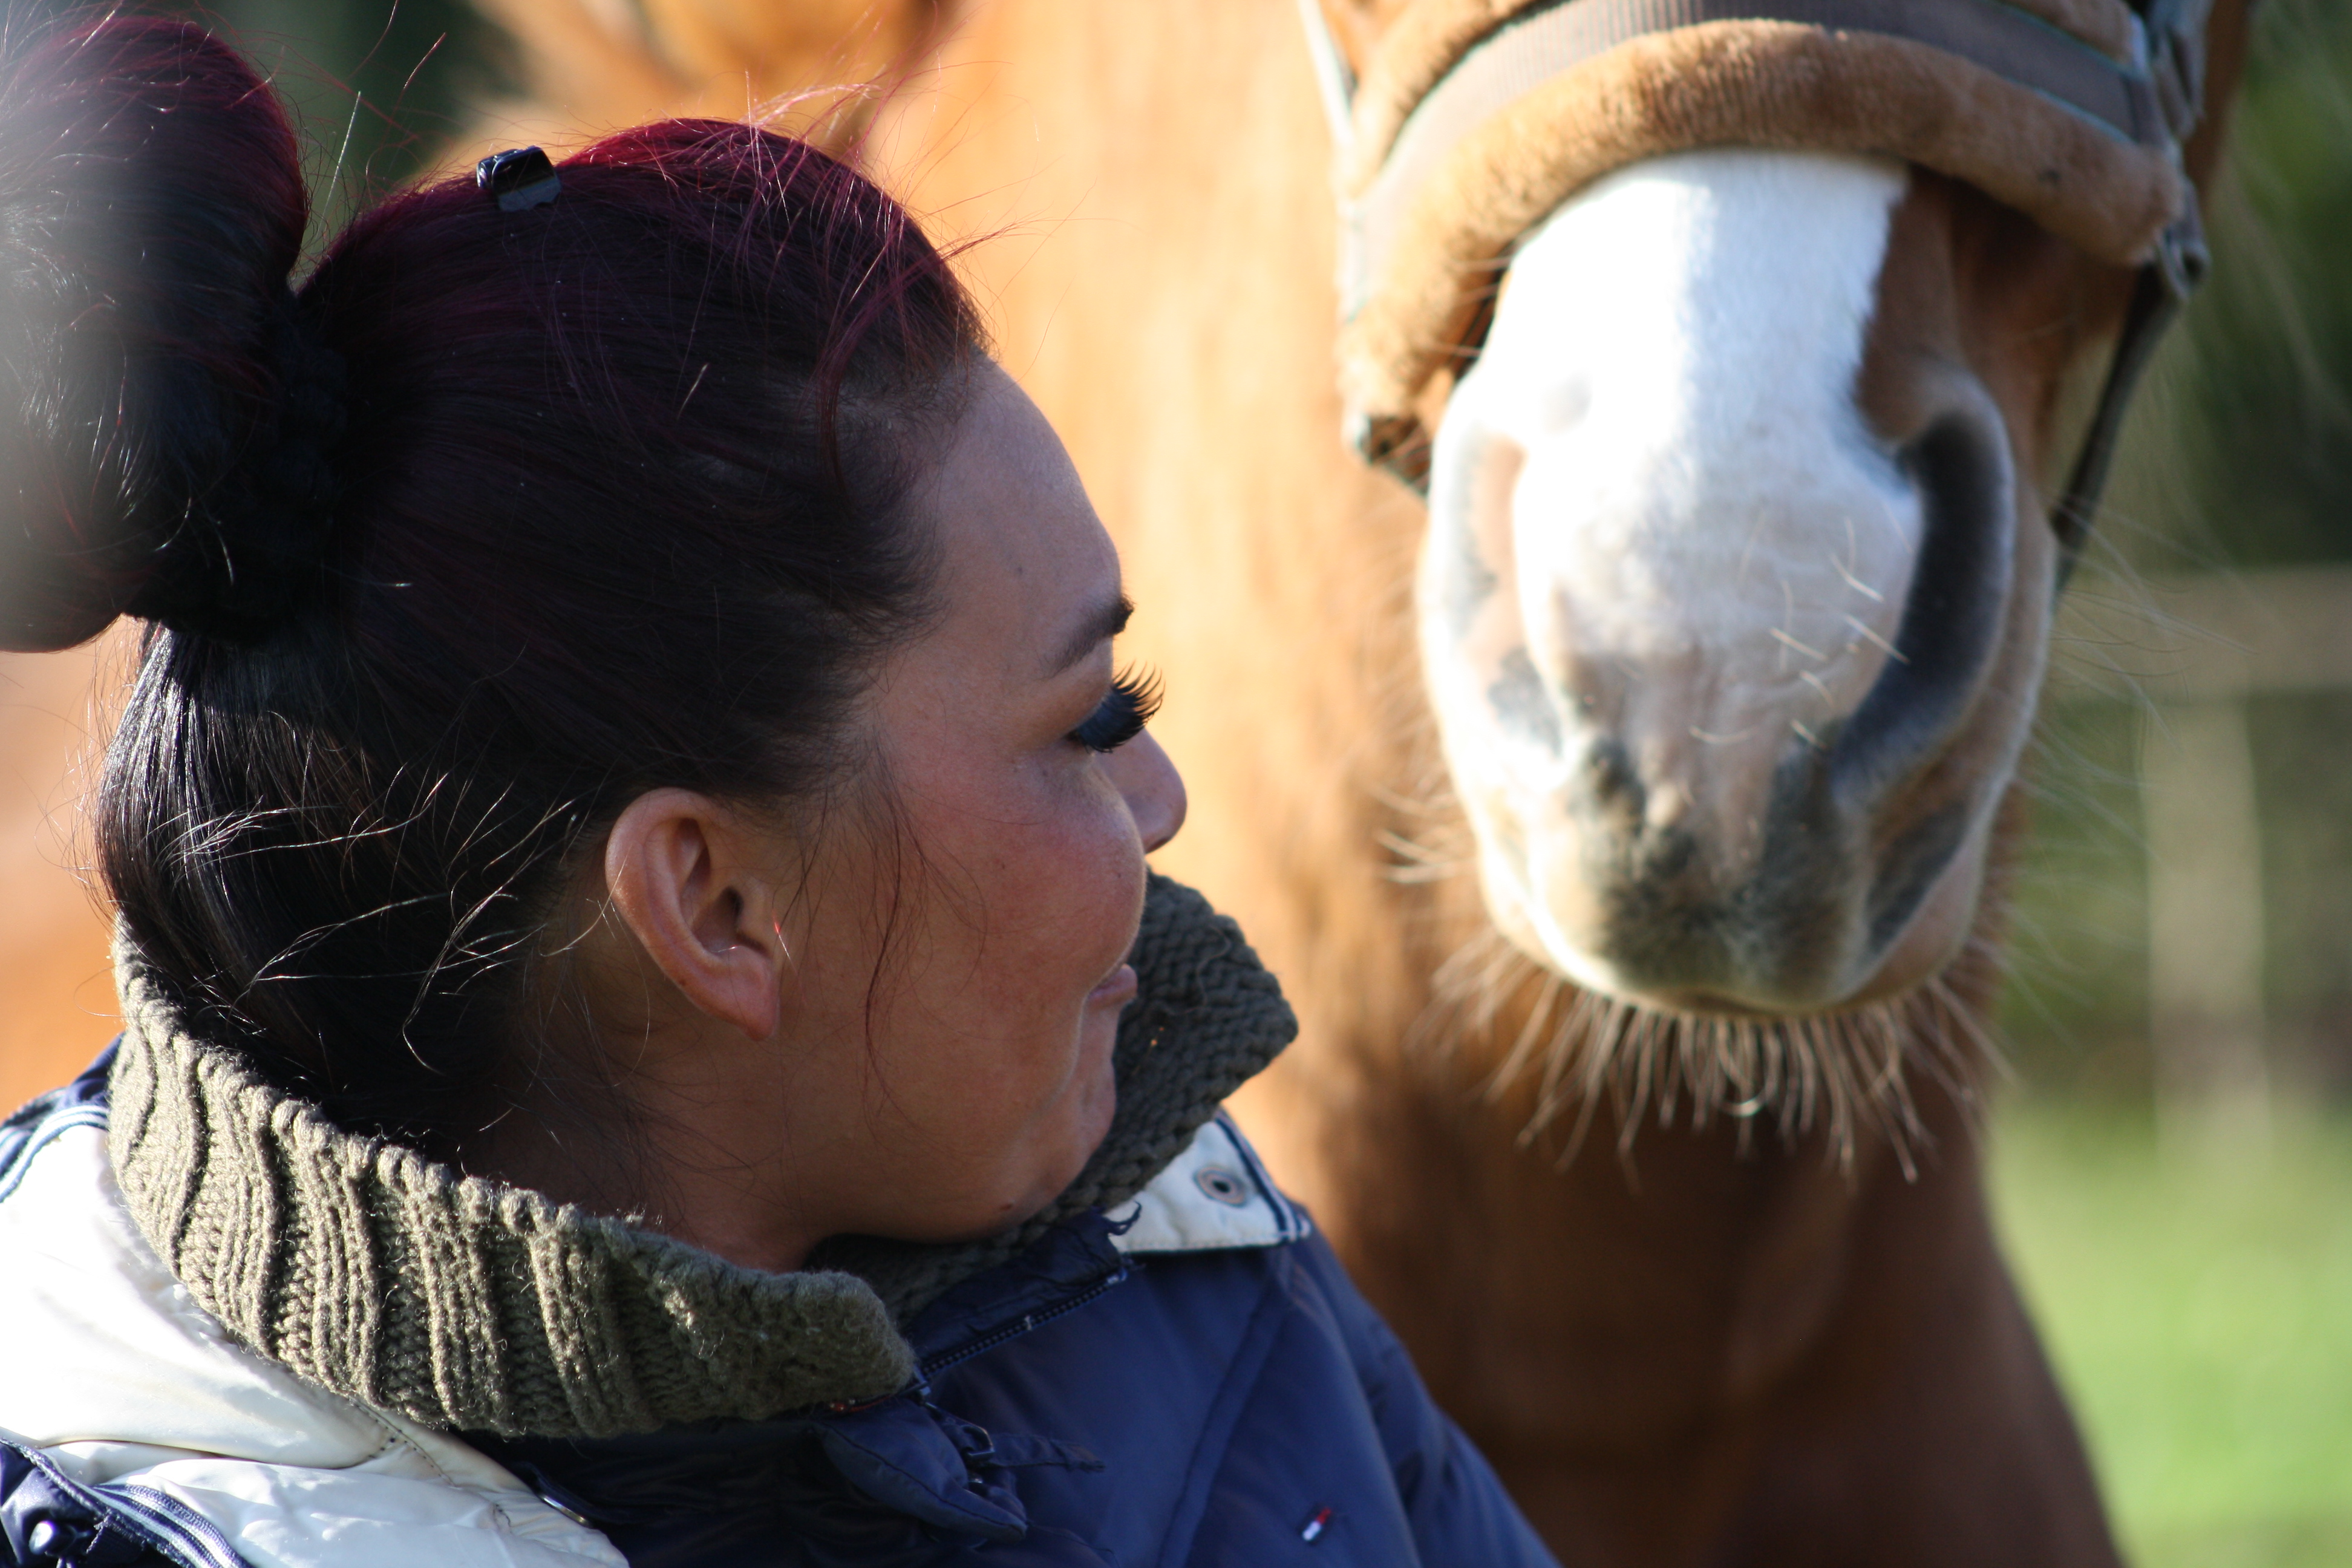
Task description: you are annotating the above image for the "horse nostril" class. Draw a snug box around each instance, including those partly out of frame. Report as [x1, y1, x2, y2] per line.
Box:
[1829, 395, 2016, 809]
[1583, 734, 1642, 817]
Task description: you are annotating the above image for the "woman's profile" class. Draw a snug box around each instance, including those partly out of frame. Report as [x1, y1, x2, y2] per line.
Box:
[0, 15, 1556, 1568]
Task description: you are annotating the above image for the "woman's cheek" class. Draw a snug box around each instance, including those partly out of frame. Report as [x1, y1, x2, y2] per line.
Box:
[1024, 769, 1148, 970]
[1082, 773, 1151, 925]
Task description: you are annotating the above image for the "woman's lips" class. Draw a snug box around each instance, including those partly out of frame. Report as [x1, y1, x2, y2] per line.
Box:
[1087, 962, 1138, 1007]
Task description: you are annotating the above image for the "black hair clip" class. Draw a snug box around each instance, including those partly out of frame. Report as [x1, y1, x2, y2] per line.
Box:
[476, 147, 561, 213]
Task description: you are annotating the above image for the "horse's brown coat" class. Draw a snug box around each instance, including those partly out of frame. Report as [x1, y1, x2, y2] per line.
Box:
[0, 636, 122, 1113]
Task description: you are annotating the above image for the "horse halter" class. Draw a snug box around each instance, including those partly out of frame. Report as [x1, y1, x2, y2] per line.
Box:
[1301, 0, 2217, 573]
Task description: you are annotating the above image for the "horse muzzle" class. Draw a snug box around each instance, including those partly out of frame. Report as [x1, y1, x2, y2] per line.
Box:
[1317, 0, 2211, 1014]
[1419, 149, 2042, 1015]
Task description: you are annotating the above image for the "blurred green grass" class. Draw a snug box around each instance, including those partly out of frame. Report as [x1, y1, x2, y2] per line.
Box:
[1991, 1102, 2352, 1568]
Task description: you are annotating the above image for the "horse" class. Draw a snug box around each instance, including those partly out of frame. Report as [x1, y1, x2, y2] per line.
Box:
[869, 6, 2250, 1559]
[0, 0, 2257, 1561]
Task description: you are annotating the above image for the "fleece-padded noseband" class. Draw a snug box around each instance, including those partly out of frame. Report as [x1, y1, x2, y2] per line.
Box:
[1307, 0, 2215, 563]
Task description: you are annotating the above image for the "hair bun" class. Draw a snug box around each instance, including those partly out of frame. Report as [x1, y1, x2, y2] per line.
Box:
[120, 291, 350, 637]
[0, 16, 329, 652]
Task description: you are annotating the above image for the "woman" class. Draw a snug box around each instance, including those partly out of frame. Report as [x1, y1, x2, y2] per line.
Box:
[0, 16, 1555, 1568]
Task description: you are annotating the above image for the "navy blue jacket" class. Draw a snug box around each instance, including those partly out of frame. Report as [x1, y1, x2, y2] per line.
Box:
[479, 1212, 1554, 1566]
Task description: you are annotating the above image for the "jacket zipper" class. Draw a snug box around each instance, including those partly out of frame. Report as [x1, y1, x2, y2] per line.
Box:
[917, 1263, 1132, 1382]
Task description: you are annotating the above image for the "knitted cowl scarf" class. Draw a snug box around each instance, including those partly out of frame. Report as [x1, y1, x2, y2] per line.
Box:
[105, 874, 1296, 1442]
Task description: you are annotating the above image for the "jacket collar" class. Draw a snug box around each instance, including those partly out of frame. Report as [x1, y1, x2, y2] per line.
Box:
[466, 1214, 1134, 1555]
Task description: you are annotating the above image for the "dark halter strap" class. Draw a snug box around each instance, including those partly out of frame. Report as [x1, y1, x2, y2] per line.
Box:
[1302, 0, 2221, 580]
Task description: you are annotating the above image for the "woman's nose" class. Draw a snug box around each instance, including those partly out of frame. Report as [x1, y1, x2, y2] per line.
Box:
[1103, 731, 1186, 853]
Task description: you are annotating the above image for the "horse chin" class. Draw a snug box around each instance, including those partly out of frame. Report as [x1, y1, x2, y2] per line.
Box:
[1468, 792, 1994, 1021]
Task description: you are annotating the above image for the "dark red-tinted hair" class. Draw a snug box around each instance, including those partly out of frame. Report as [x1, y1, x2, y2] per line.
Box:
[0, 15, 985, 1147]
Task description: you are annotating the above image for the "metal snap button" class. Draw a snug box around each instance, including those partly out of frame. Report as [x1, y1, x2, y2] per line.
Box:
[1195, 1166, 1250, 1206]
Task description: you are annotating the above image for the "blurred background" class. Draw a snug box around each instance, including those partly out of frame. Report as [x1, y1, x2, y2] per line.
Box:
[1998, 6, 2352, 1561]
[0, 1, 2345, 1563]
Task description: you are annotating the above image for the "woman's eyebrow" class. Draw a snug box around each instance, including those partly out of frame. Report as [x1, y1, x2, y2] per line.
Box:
[1045, 592, 1132, 676]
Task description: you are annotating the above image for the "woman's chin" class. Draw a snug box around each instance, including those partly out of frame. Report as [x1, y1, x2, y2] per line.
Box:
[938, 996, 1128, 1240]
[1044, 1013, 1123, 1192]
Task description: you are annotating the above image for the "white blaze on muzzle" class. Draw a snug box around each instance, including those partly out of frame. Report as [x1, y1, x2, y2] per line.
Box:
[1418, 149, 1926, 1002]
[1432, 149, 1916, 756]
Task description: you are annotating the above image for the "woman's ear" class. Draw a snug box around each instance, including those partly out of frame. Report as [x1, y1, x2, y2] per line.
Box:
[604, 789, 788, 1041]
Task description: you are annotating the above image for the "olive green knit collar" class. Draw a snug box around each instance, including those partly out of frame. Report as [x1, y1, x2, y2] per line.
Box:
[106, 875, 1295, 1440]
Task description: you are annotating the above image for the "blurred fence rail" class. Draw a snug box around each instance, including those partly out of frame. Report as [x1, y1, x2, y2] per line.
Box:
[2054, 564, 2352, 1141]
[2069, 567, 2352, 701]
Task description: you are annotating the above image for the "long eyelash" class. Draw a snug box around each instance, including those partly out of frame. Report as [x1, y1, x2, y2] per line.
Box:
[1070, 665, 1163, 753]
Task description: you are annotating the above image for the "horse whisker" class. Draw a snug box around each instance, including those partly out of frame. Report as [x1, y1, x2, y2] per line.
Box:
[1419, 925, 2004, 1179]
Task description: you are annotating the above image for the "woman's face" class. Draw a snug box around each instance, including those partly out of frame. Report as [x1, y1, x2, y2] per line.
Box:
[764, 363, 1185, 1246]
